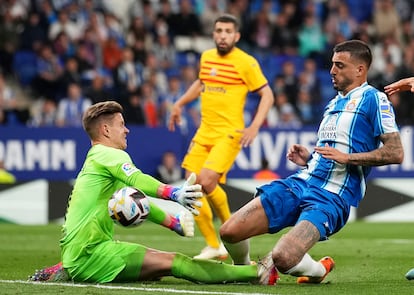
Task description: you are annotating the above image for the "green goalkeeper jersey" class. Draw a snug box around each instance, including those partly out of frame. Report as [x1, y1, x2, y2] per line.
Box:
[60, 144, 161, 272]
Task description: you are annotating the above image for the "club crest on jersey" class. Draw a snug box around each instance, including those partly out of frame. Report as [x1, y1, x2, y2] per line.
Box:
[210, 68, 217, 76]
[346, 99, 357, 111]
[121, 163, 138, 176]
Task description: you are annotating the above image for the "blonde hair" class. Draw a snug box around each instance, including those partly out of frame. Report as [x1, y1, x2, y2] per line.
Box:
[82, 101, 123, 140]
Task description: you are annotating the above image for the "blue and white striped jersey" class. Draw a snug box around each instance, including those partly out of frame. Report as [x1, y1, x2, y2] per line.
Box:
[295, 82, 399, 207]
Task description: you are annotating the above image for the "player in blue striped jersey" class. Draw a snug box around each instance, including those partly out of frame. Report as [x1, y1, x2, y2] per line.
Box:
[220, 40, 404, 284]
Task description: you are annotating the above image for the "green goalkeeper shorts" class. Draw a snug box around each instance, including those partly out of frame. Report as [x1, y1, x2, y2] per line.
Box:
[63, 241, 146, 283]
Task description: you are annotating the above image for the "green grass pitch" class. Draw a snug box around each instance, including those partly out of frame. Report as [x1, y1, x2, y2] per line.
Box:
[1, 221, 413, 295]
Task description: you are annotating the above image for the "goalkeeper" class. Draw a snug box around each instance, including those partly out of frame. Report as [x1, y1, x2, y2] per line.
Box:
[29, 101, 277, 285]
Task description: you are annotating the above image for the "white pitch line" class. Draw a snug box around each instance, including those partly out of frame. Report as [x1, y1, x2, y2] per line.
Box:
[0, 280, 280, 295]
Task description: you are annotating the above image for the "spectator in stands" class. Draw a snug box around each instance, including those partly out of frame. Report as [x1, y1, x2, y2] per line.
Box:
[266, 92, 300, 128]
[271, 74, 287, 96]
[296, 89, 316, 125]
[373, 55, 400, 91]
[324, 1, 358, 42]
[247, 9, 273, 55]
[141, 52, 168, 97]
[84, 74, 112, 104]
[141, 0, 157, 33]
[2, 0, 28, 22]
[102, 36, 123, 71]
[74, 34, 99, 74]
[19, 11, 48, 52]
[372, 0, 402, 43]
[159, 73, 186, 130]
[169, 0, 202, 37]
[140, 81, 159, 127]
[76, 0, 98, 31]
[0, 72, 27, 125]
[0, 9, 21, 77]
[115, 47, 142, 103]
[103, 12, 125, 48]
[279, 0, 304, 32]
[123, 91, 146, 126]
[155, 151, 183, 184]
[395, 45, 414, 86]
[86, 11, 108, 45]
[226, 0, 250, 48]
[270, 9, 299, 55]
[279, 60, 300, 106]
[56, 83, 92, 127]
[262, 0, 279, 22]
[130, 38, 148, 66]
[60, 57, 82, 95]
[32, 43, 64, 100]
[299, 58, 321, 99]
[29, 98, 57, 127]
[2, 0, 413, 133]
[126, 16, 153, 52]
[298, 9, 327, 59]
[52, 31, 76, 61]
[153, 32, 176, 71]
[253, 158, 280, 181]
[370, 34, 402, 79]
[200, 0, 225, 36]
[156, 0, 175, 38]
[48, 9, 81, 42]
[37, 0, 58, 32]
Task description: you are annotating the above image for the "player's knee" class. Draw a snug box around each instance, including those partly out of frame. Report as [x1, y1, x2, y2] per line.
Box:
[198, 178, 216, 193]
[219, 221, 241, 243]
[197, 171, 220, 193]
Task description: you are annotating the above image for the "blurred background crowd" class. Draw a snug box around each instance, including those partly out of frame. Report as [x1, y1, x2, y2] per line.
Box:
[2, 0, 414, 131]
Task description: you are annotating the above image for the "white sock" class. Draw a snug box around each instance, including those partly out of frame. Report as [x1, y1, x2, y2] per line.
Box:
[285, 253, 325, 277]
[223, 239, 251, 265]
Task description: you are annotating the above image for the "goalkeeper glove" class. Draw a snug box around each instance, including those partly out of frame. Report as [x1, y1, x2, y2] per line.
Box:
[162, 173, 202, 215]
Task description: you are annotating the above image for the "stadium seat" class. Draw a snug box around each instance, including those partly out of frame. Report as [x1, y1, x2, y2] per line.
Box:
[265, 55, 305, 82]
[346, 0, 374, 23]
[175, 52, 199, 67]
[12, 50, 38, 86]
[265, 55, 287, 82]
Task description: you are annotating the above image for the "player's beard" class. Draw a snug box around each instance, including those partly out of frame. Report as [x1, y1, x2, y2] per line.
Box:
[216, 42, 235, 56]
[333, 76, 353, 93]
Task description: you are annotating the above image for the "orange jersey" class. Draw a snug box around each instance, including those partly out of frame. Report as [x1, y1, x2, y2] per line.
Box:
[194, 47, 268, 144]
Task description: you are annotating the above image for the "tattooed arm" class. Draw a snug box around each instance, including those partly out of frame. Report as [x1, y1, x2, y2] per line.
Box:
[314, 132, 404, 166]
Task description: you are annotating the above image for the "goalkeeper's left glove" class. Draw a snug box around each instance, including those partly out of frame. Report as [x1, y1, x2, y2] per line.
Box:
[161, 173, 202, 215]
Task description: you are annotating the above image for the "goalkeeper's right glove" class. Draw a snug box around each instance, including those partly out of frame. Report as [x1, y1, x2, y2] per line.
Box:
[161, 173, 203, 215]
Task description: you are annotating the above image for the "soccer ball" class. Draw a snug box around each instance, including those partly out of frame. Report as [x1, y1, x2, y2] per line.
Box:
[108, 187, 150, 227]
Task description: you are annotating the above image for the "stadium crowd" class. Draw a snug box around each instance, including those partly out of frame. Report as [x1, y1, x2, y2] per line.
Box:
[2, 0, 414, 129]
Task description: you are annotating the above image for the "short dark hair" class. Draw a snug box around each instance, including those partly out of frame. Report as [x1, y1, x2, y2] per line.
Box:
[82, 101, 123, 139]
[333, 40, 372, 68]
[214, 14, 240, 31]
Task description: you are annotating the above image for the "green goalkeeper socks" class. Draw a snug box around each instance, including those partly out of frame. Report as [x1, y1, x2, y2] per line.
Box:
[171, 253, 257, 284]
